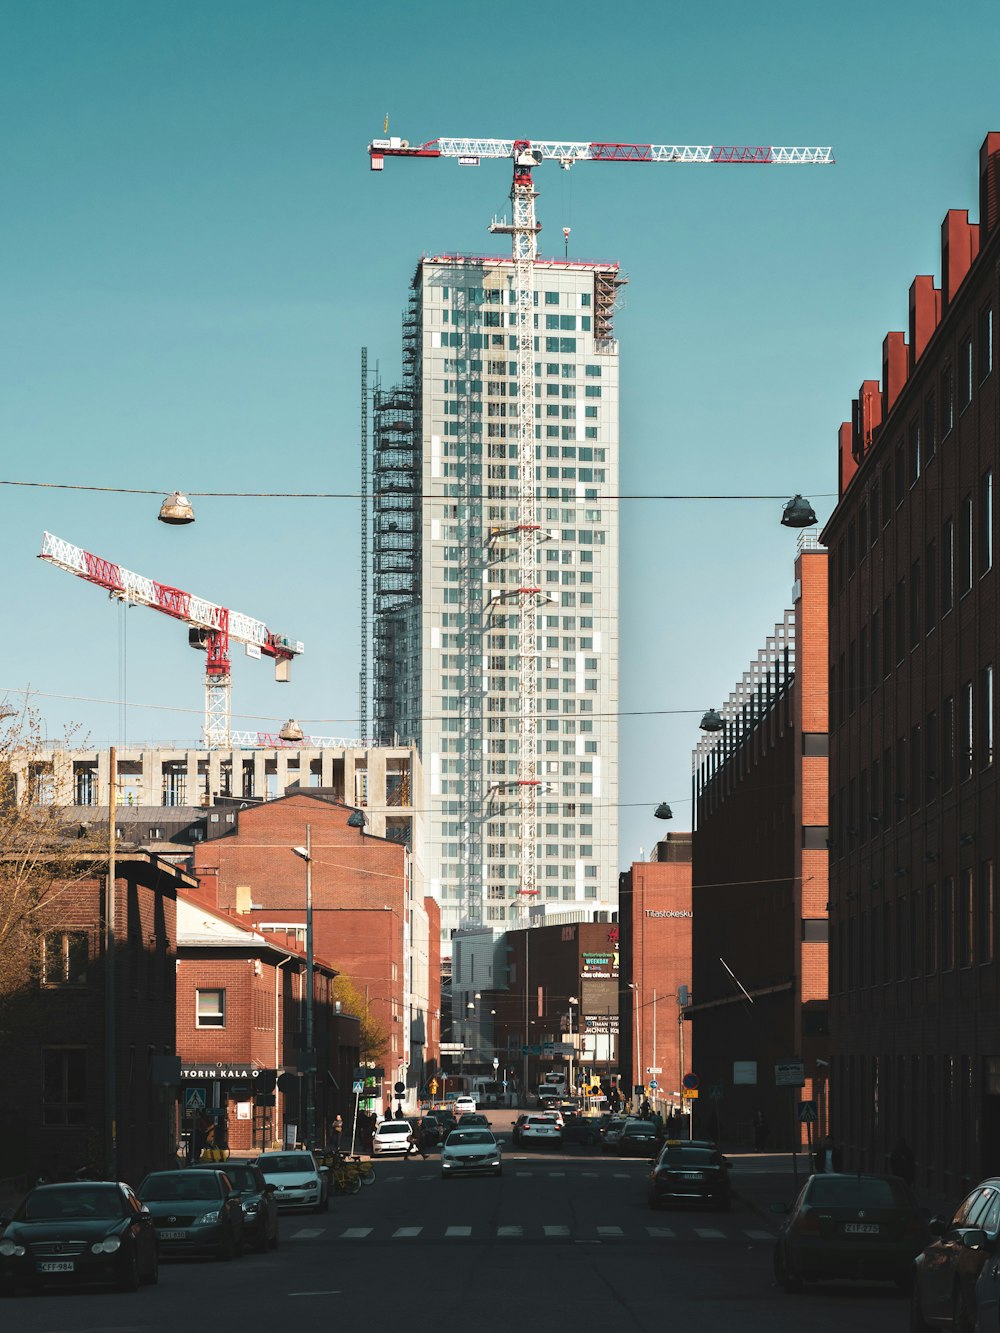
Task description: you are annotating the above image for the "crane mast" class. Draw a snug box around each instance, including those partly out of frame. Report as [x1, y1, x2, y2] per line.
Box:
[39, 531, 303, 749]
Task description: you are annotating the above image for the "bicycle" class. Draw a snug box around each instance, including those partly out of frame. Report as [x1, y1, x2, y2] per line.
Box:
[322, 1150, 375, 1192]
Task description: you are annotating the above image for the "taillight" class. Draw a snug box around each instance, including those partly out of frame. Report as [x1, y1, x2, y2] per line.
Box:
[800, 1211, 821, 1234]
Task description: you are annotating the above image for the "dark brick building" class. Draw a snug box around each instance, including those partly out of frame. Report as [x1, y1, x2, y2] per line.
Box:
[690, 544, 830, 1148]
[0, 851, 194, 1185]
[823, 133, 1000, 1195]
[618, 835, 693, 1114]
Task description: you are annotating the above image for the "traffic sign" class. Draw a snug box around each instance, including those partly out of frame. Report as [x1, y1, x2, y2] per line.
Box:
[682, 1072, 699, 1090]
[708, 1084, 724, 1100]
[649, 1079, 659, 1090]
[184, 1087, 206, 1112]
[798, 1099, 818, 1123]
[646, 1066, 662, 1075]
[775, 1060, 806, 1087]
[682, 1088, 699, 1099]
[352, 1080, 364, 1094]
[492, 1057, 499, 1069]
[521, 1044, 542, 1055]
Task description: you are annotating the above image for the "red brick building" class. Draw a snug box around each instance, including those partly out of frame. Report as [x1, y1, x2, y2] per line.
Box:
[618, 835, 693, 1114]
[690, 544, 830, 1147]
[175, 894, 358, 1153]
[823, 133, 1000, 1194]
[0, 851, 194, 1185]
[192, 791, 439, 1111]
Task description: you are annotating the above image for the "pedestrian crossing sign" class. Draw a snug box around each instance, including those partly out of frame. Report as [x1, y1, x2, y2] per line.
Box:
[184, 1087, 207, 1112]
[798, 1100, 818, 1123]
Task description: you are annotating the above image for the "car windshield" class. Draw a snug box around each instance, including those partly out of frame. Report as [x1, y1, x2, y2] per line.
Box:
[806, 1177, 906, 1208]
[527, 1116, 557, 1125]
[258, 1154, 315, 1174]
[139, 1172, 223, 1200]
[447, 1131, 494, 1146]
[624, 1121, 656, 1133]
[659, 1148, 724, 1166]
[220, 1167, 257, 1192]
[19, 1186, 124, 1221]
[379, 1123, 411, 1135]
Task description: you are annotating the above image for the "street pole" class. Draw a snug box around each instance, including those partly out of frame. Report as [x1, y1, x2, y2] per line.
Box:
[522, 930, 529, 1106]
[652, 988, 657, 1111]
[304, 824, 315, 1149]
[678, 1007, 686, 1138]
[105, 746, 117, 1179]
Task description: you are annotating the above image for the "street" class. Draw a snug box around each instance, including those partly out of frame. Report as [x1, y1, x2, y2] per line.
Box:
[3, 1113, 916, 1332]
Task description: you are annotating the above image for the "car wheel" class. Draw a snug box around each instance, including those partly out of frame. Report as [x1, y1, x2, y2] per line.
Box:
[256, 1221, 270, 1253]
[269, 1218, 280, 1251]
[218, 1228, 236, 1261]
[953, 1286, 973, 1333]
[141, 1243, 159, 1285]
[774, 1245, 802, 1294]
[494, 1167, 502, 1177]
[908, 1284, 933, 1332]
[116, 1251, 140, 1293]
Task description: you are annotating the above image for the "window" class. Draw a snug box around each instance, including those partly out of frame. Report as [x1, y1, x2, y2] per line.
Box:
[895, 580, 906, 664]
[42, 931, 88, 986]
[961, 494, 975, 595]
[942, 364, 954, 437]
[870, 610, 880, 690]
[981, 470, 994, 576]
[962, 681, 974, 782]
[983, 665, 995, 769]
[925, 883, 938, 974]
[926, 710, 939, 796]
[959, 869, 974, 967]
[883, 593, 893, 677]
[925, 538, 937, 630]
[42, 1048, 87, 1125]
[908, 418, 921, 486]
[910, 561, 921, 648]
[871, 477, 881, 536]
[943, 696, 955, 792]
[942, 877, 955, 970]
[961, 335, 974, 410]
[979, 861, 995, 965]
[196, 989, 226, 1028]
[895, 439, 905, 508]
[942, 518, 955, 615]
[980, 305, 994, 381]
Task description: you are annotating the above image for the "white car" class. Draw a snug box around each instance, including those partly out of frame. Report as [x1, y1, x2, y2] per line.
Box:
[441, 1128, 502, 1179]
[452, 1096, 477, 1114]
[517, 1114, 563, 1148]
[372, 1119, 413, 1155]
[256, 1150, 328, 1213]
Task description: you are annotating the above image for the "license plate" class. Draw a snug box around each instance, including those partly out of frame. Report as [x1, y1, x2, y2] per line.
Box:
[159, 1229, 186, 1241]
[844, 1222, 880, 1234]
[681, 1172, 704, 1180]
[39, 1261, 74, 1273]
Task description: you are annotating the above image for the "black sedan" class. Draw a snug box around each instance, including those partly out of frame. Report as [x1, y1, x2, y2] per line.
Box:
[774, 1172, 927, 1292]
[561, 1114, 604, 1147]
[138, 1168, 245, 1260]
[648, 1142, 732, 1211]
[187, 1162, 278, 1253]
[911, 1175, 1000, 1330]
[617, 1118, 663, 1157]
[0, 1181, 158, 1294]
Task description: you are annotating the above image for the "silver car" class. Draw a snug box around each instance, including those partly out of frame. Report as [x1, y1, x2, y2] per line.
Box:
[441, 1129, 502, 1179]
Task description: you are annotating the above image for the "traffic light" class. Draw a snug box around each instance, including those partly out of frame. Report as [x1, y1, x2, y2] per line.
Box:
[255, 1070, 277, 1095]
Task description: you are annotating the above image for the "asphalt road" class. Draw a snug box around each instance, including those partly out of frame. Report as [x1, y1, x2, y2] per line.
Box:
[3, 1113, 915, 1333]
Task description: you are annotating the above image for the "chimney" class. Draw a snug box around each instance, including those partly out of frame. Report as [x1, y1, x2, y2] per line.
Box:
[852, 379, 882, 462]
[979, 132, 1000, 243]
[839, 422, 857, 497]
[941, 209, 980, 312]
[909, 275, 941, 368]
[882, 331, 908, 417]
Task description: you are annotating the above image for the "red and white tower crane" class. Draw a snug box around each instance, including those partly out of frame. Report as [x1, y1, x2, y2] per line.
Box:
[39, 531, 304, 749]
[369, 131, 833, 920]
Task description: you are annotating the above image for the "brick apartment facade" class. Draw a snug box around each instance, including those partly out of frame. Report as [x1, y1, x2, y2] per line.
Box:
[690, 545, 830, 1148]
[175, 894, 358, 1152]
[618, 835, 693, 1112]
[192, 791, 439, 1110]
[823, 133, 1000, 1196]
[0, 851, 194, 1185]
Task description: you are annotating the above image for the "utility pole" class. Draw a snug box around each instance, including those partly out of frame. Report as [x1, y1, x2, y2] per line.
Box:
[291, 827, 316, 1148]
[105, 746, 117, 1178]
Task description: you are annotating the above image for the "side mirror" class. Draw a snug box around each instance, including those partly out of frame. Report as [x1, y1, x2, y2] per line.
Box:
[963, 1228, 988, 1250]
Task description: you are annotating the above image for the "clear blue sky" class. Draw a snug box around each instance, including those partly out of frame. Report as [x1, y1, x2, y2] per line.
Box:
[4, 0, 1000, 865]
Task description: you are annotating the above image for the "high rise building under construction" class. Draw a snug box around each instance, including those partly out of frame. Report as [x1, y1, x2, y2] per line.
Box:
[373, 252, 624, 948]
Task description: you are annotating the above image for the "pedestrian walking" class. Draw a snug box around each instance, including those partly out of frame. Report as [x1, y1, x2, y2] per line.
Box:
[813, 1134, 843, 1173]
[331, 1114, 344, 1155]
[752, 1110, 769, 1151]
[889, 1135, 916, 1186]
[640, 1097, 652, 1119]
[405, 1121, 427, 1160]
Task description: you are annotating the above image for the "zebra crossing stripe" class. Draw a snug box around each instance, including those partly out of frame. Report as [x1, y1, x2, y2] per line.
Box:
[744, 1229, 774, 1240]
[340, 1227, 372, 1239]
[290, 1228, 325, 1239]
[646, 1227, 676, 1238]
[694, 1228, 725, 1239]
[497, 1225, 523, 1236]
[597, 1226, 624, 1236]
[543, 1225, 570, 1236]
[393, 1227, 422, 1237]
[445, 1227, 472, 1237]
[548, 1172, 565, 1178]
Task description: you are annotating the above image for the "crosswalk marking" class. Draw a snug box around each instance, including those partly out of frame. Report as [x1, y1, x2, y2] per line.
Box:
[290, 1228, 325, 1239]
[646, 1227, 676, 1238]
[744, 1229, 774, 1240]
[340, 1227, 372, 1239]
[548, 1172, 565, 1178]
[543, 1225, 570, 1236]
[387, 1175, 405, 1182]
[581, 1172, 599, 1178]
[445, 1227, 472, 1237]
[516, 1171, 532, 1177]
[694, 1228, 725, 1239]
[613, 1173, 629, 1179]
[393, 1226, 422, 1238]
[498, 1225, 523, 1236]
[597, 1226, 624, 1236]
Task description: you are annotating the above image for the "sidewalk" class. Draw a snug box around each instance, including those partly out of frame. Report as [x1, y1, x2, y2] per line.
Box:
[725, 1149, 802, 1226]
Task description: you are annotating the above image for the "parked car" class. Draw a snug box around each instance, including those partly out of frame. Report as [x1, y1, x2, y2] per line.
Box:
[648, 1142, 732, 1211]
[452, 1096, 477, 1115]
[186, 1162, 278, 1253]
[561, 1114, 603, 1147]
[912, 1176, 1000, 1330]
[458, 1112, 491, 1128]
[255, 1151, 328, 1214]
[514, 1113, 563, 1149]
[774, 1172, 927, 1293]
[602, 1117, 627, 1152]
[441, 1129, 503, 1179]
[372, 1120, 414, 1156]
[138, 1168, 245, 1259]
[617, 1118, 663, 1158]
[418, 1115, 443, 1149]
[0, 1181, 158, 1294]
